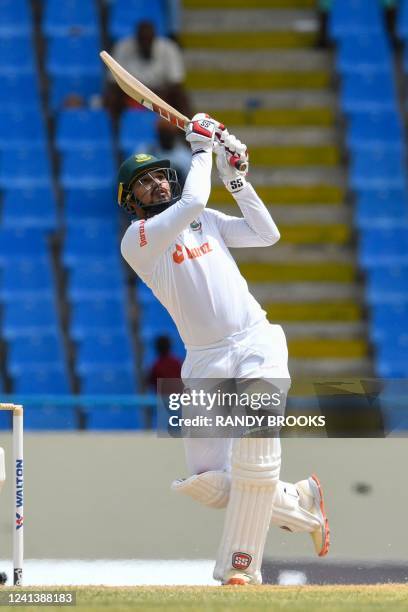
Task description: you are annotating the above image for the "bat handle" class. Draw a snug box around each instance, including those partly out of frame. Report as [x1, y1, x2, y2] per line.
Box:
[230, 155, 248, 173]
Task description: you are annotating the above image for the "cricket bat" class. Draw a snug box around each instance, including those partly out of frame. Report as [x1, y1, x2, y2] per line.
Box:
[100, 50, 247, 172]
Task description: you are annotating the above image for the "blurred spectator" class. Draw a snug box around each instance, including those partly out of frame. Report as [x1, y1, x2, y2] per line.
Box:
[147, 335, 182, 392]
[148, 118, 191, 186]
[105, 20, 191, 118]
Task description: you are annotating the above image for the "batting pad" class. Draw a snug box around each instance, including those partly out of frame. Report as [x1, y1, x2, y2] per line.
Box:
[171, 471, 230, 509]
[172, 470, 321, 533]
[213, 437, 281, 584]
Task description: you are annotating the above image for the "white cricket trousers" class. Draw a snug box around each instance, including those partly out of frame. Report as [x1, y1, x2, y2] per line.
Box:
[181, 319, 291, 475]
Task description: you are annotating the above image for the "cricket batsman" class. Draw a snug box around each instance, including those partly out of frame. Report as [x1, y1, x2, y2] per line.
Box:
[119, 113, 330, 585]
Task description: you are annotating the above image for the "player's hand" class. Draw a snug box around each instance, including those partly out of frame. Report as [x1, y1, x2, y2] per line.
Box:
[185, 113, 217, 152]
[214, 133, 249, 193]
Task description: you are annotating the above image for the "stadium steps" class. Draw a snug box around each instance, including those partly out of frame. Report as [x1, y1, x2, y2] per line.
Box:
[182, 0, 372, 376]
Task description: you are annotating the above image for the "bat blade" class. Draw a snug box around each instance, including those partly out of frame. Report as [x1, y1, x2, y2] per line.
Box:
[100, 50, 189, 131]
[100, 50, 248, 173]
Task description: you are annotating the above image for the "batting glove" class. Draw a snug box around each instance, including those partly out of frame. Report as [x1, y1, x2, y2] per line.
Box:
[214, 133, 249, 193]
[185, 113, 217, 153]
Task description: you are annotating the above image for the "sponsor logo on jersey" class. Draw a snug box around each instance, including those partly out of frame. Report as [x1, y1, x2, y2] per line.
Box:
[139, 219, 147, 247]
[172, 241, 212, 264]
[134, 153, 152, 162]
[190, 219, 202, 232]
[232, 552, 252, 570]
[172, 244, 184, 264]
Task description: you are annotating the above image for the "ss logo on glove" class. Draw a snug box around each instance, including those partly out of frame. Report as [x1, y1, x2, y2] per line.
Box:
[229, 178, 244, 191]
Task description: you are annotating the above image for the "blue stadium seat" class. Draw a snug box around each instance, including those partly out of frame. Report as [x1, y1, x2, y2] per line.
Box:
[64, 187, 116, 220]
[354, 190, 408, 226]
[0, 257, 54, 299]
[0, 228, 49, 262]
[56, 109, 112, 151]
[2, 296, 60, 335]
[340, 73, 397, 112]
[0, 148, 52, 188]
[119, 110, 159, 154]
[43, 0, 99, 36]
[23, 403, 77, 429]
[376, 334, 408, 373]
[46, 36, 102, 77]
[70, 296, 128, 338]
[76, 332, 134, 368]
[109, 0, 166, 39]
[10, 365, 70, 394]
[350, 150, 406, 190]
[370, 303, 408, 340]
[7, 332, 66, 368]
[62, 221, 119, 263]
[347, 112, 403, 151]
[139, 303, 174, 328]
[49, 75, 103, 112]
[359, 225, 408, 267]
[397, 0, 408, 40]
[329, 0, 383, 39]
[78, 365, 138, 393]
[0, 74, 41, 111]
[0, 0, 31, 37]
[83, 402, 145, 430]
[0, 36, 36, 74]
[67, 260, 125, 299]
[60, 149, 115, 189]
[336, 34, 391, 74]
[366, 266, 408, 304]
[0, 110, 47, 150]
[2, 188, 58, 229]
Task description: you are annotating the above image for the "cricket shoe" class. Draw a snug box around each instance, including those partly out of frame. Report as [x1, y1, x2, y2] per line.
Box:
[296, 474, 330, 557]
[222, 571, 255, 586]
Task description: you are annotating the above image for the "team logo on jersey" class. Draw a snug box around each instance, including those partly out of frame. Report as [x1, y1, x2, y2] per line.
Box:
[134, 154, 152, 162]
[190, 219, 202, 232]
[232, 552, 252, 570]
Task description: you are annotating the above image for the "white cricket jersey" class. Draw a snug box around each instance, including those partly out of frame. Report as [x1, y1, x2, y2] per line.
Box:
[121, 150, 281, 348]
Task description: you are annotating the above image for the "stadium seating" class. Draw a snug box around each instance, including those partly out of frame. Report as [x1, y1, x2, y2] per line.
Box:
[340, 72, 397, 113]
[354, 191, 408, 227]
[119, 110, 159, 155]
[82, 402, 145, 430]
[23, 402, 77, 429]
[56, 109, 112, 152]
[46, 35, 102, 78]
[49, 74, 103, 111]
[10, 365, 70, 395]
[0, 147, 52, 188]
[60, 149, 115, 189]
[0, 36, 36, 75]
[43, 0, 99, 37]
[0, 110, 47, 150]
[0, 0, 32, 37]
[329, 0, 383, 39]
[109, 0, 167, 39]
[346, 112, 403, 152]
[0, 257, 54, 298]
[0, 73, 41, 111]
[64, 188, 116, 221]
[2, 295, 60, 335]
[69, 296, 129, 338]
[78, 365, 138, 394]
[2, 188, 58, 229]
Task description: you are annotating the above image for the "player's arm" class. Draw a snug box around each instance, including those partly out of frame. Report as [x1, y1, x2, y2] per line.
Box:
[121, 114, 215, 273]
[213, 133, 280, 248]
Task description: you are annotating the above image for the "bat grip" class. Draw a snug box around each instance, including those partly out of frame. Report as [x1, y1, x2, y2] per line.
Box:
[230, 155, 248, 173]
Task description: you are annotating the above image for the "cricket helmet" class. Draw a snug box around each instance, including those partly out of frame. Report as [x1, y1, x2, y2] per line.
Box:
[117, 153, 181, 217]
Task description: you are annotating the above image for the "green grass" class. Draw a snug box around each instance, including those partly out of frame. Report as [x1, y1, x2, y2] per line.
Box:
[1, 585, 408, 611]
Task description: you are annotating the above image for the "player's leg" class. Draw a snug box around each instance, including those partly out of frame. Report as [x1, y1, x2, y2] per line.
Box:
[213, 435, 280, 585]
